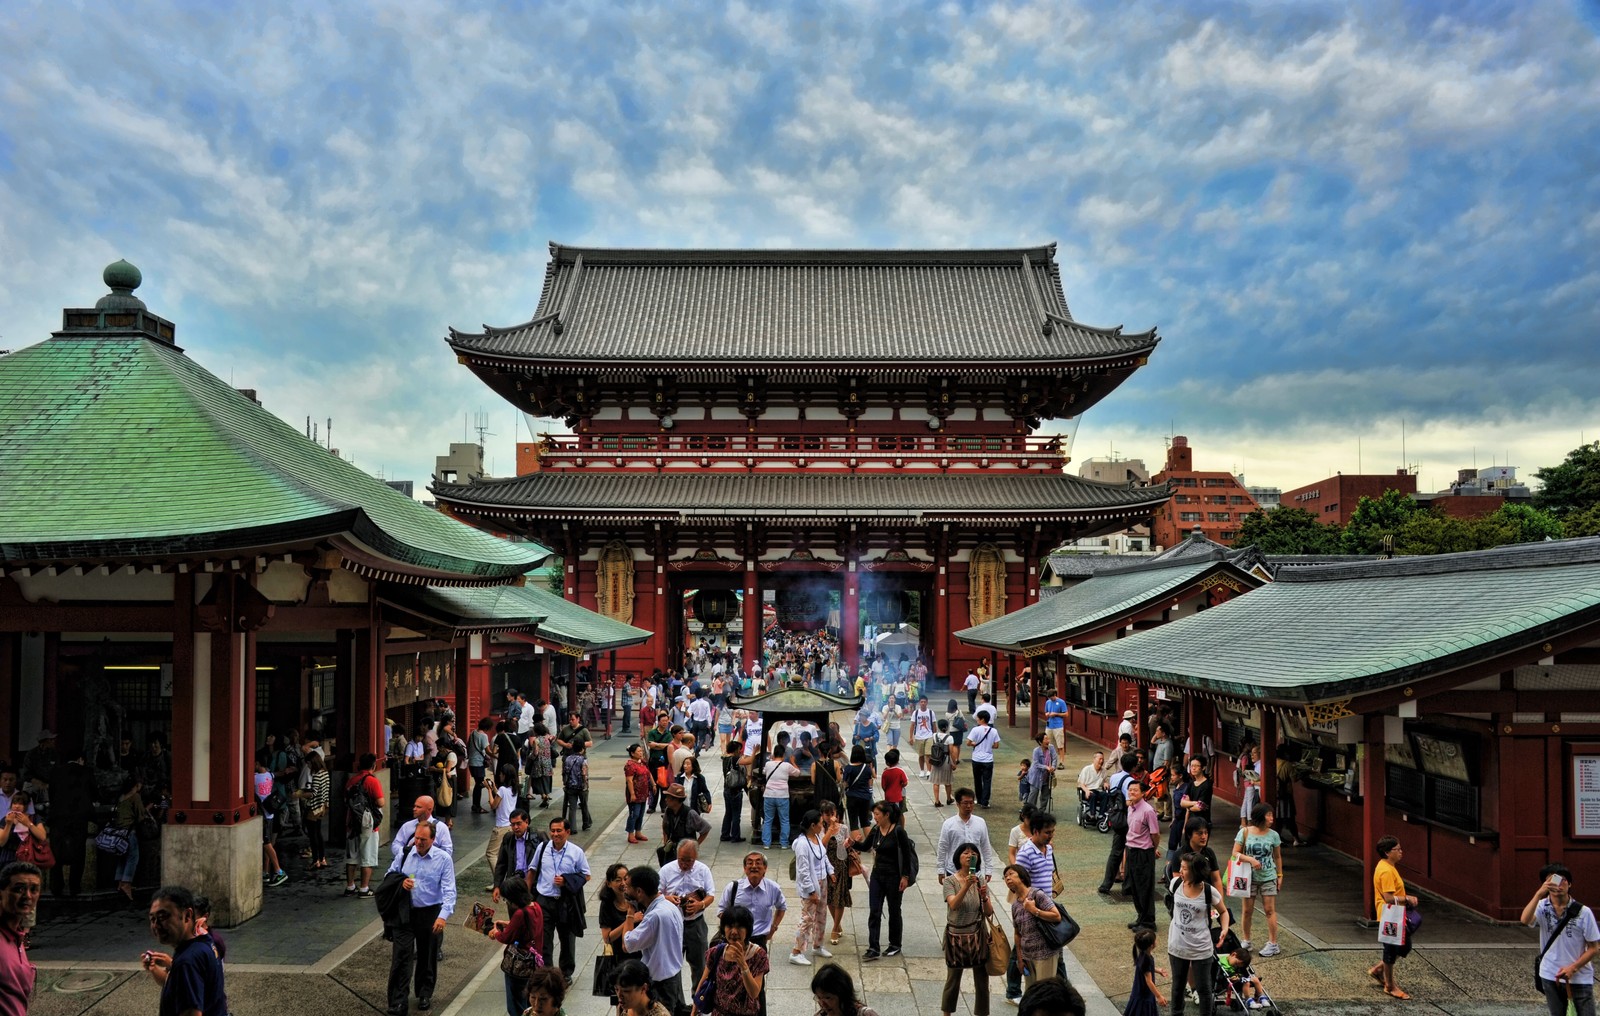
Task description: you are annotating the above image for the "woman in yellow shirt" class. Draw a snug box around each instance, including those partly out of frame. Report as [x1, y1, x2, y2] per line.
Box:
[1369, 836, 1418, 999]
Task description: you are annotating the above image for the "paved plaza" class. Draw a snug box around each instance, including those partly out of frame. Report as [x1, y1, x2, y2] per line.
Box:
[24, 717, 1543, 1016]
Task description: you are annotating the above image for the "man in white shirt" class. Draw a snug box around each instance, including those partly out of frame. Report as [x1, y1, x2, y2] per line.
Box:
[687, 694, 715, 752]
[1076, 752, 1112, 816]
[660, 839, 717, 994]
[910, 696, 937, 778]
[540, 699, 558, 735]
[965, 714, 1001, 808]
[964, 670, 981, 714]
[1118, 709, 1137, 742]
[1523, 863, 1600, 1015]
[935, 788, 1000, 880]
[974, 694, 997, 726]
[515, 694, 535, 745]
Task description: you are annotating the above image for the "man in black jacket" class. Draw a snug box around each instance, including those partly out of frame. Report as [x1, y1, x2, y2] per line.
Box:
[490, 810, 546, 899]
[48, 751, 97, 897]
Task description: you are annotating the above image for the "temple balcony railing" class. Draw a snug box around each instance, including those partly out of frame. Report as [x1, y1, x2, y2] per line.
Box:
[532, 433, 1073, 473]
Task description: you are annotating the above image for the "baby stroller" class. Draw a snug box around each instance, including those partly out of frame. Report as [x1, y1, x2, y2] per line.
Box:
[1209, 929, 1281, 1014]
[1077, 788, 1112, 832]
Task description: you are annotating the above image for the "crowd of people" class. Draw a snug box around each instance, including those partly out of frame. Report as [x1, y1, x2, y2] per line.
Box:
[5, 636, 1596, 1016]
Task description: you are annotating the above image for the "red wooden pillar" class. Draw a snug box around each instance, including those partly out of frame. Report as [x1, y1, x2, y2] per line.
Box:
[936, 529, 951, 686]
[1260, 712, 1279, 808]
[653, 548, 670, 674]
[1360, 714, 1388, 921]
[169, 579, 196, 812]
[0, 632, 15, 763]
[842, 540, 861, 674]
[214, 628, 255, 815]
[743, 567, 761, 675]
[353, 601, 384, 761]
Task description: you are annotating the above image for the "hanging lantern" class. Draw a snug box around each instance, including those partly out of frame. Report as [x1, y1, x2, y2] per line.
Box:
[775, 586, 830, 632]
[866, 590, 911, 626]
[691, 589, 741, 630]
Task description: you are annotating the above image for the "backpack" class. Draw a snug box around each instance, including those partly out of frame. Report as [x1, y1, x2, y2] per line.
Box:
[346, 773, 383, 831]
[563, 754, 585, 792]
[1106, 773, 1131, 834]
[929, 735, 950, 768]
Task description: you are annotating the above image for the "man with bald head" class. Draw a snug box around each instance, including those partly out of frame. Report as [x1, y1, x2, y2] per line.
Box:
[392, 795, 454, 859]
[660, 838, 715, 993]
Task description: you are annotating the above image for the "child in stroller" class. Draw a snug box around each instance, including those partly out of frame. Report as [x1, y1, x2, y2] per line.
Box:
[1212, 931, 1278, 1013]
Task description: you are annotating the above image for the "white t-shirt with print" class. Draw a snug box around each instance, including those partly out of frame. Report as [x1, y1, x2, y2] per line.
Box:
[1535, 898, 1600, 984]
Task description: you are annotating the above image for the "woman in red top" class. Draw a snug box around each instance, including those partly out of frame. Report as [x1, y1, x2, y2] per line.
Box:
[624, 744, 653, 844]
[491, 876, 545, 1016]
[880, 749, 910, 824]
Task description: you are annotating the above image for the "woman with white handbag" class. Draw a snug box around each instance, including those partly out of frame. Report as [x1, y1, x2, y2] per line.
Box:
[1370, 836, 1418, 1000]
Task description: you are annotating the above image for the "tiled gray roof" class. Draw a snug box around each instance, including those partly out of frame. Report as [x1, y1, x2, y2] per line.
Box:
[433, 472, 1172, 522]
[958, 557, 1261, 653]
[448, 243, 1159, 364]
[1070, 537, 1600, 705]
[1043, 555, 1151, 578]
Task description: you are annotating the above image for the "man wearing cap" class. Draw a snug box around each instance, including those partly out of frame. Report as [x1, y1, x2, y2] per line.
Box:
[660, 783, 710, 850]
[1118, 709, 1137, 743]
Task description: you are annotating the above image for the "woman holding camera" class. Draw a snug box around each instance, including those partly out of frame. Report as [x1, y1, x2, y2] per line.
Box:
[941, 841, 994, 1016]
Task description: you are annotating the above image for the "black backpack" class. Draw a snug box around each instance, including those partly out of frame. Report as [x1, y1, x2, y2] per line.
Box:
[929, 735, 950, 767]
[1106, 774, 1131, 833]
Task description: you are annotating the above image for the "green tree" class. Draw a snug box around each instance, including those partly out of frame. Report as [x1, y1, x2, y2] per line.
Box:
[1394, 511, 1480, 556]
[1340, 489, 1420, 554]
[1473, 502, 1563, 547]
[1564, 503, 1600, 538]
[1231, 507, 1342, 554]
[1534, 441, 1600, 518]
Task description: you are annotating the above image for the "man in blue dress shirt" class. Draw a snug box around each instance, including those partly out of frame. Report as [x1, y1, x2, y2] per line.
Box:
[623, 865, 685, 1016]
[392, 796, 454, 859]
[529, 818, 590, 982]
[385, 820, 456, 1015]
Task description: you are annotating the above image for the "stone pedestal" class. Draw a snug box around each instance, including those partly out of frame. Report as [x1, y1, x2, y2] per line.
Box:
[161, 818, 264, 927]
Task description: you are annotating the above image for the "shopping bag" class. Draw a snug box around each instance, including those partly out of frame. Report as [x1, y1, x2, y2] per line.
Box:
[1377, 902, 1408, 946]
[1226, 858, 1254, 898]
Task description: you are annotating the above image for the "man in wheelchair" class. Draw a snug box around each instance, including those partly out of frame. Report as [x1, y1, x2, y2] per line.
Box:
[1075, 750, 1114, 824]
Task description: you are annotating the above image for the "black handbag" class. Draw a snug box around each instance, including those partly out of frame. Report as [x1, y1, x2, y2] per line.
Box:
[592, 943, 618, 997]
[1033, 891, 1081, 949]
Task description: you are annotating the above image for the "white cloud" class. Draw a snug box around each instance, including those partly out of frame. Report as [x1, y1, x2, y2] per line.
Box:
[0, 0, 1595, 500]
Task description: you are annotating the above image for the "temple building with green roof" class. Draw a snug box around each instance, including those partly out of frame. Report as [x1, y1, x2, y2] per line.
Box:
[1066, 537, 1600, 922]
[0, 263, 648, 923]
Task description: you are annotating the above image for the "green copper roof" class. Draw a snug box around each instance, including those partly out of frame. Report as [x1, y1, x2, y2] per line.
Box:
[0, 335, 543, 581]
[957, 557, 1259, 654]
[1068, 539, 1600, 705]
[398, 582, 651, 652]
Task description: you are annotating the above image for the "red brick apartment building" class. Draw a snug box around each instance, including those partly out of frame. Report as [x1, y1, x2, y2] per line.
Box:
[1280, 470, 1419, 527]
[1151, 436, 1260, 548]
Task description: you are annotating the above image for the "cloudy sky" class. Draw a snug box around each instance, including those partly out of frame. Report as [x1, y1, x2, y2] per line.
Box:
[4, 1, 1598, 496]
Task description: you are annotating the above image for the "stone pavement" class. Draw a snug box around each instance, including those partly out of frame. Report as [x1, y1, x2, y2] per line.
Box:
[22, 717, 1547, 1016]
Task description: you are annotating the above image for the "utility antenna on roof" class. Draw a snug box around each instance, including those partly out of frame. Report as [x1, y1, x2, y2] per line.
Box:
[327, 418, 333, 452]
[474, 410, 496, 445]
